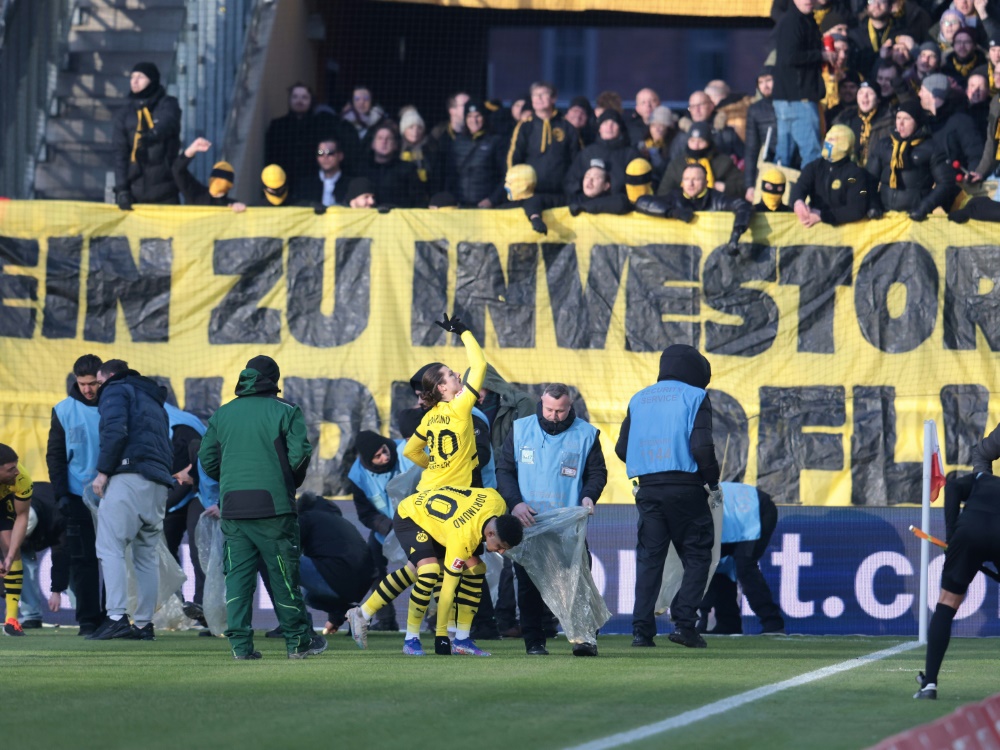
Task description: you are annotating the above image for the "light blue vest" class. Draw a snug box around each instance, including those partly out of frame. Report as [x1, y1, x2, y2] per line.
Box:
[164, 404, 207, 511]
[472, 405, 497, 489]
[511, 415, 598, 513]
[625, 380, 705, 478]
[347, 439, 415, 542]
[53, 396, 102, 496]
[197, 459, 220, 508]
[720, 482, 762, 544]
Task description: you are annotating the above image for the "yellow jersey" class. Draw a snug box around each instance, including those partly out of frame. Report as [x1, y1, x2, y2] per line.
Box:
[1, 463, 32, 522]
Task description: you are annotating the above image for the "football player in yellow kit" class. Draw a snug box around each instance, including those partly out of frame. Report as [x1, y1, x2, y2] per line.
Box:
[346, 485, 522, 655]
[0, 444, 32, 637]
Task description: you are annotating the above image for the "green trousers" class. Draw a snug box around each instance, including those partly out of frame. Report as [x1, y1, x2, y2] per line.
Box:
[221, 515, 312, 656]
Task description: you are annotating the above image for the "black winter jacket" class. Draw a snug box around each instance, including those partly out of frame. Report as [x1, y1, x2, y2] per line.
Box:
[744, 97, 778, 189]
[563, 134, 642, 198]
[866, 128, 955, 214]
[112, 85, 181, 204]
[658, 148, 744, 199]
[298, 496, 376, 611]
[773, 4, 825, 102]
[975, 96, 1000, 177]
[791, 156, 874, 226]
[443, 131, 507, 206]
[359, 154, 426, 208]
[507, 112, 581, 196]
[833, 104, 894, 167]
[171, 153, 236, 206]
[96, 370, 173, 487]
[925, 96, 985, 171]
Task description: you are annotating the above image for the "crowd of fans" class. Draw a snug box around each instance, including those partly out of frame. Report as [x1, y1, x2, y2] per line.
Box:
[109, 0, 1000, 233]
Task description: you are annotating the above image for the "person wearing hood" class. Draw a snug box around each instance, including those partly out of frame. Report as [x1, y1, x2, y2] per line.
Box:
[88, 359, 173, 641]
[565, 95, 598, 147]
[347, 430, 416, 632]
[791, 124, 876, 226]
[172, 137, 246, 212]
[658, 123, 744, 199]
[564, 109, 642, 199]
[641, 105, 679, 187]
[260, 164, 290, 207]
[866, 99, 955, 218]
[45, 354, 105, 636]
[442, 100, 507, 207]
[833, 81, 894, 166]
[615, 344, 721, 650]
[919, 73, 984, 173]
[111, 61, 181, 209]
[507, 81, 581, 199]
[497, 164, 564, 234]
[495, 383, 607, 657]
[754, 167, 793, 212]
[199, 355, 325, 661]
[744, 67, 780, 203]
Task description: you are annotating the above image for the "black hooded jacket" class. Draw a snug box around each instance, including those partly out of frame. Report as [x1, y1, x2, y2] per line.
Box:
[866, 126, 955, 214]
[791, 155, 874, 226]
[563, 115, 642, 198]
[442, 131, 507, 206]
[112, 84, 181, 204]
[615, 344, 720, 488]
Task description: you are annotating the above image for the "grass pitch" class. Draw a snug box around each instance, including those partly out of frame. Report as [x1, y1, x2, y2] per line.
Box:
[6, 630, 999, 750]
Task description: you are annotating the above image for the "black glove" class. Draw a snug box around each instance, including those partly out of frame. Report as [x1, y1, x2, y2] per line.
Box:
[724, 241, 741, 257]
[728, 228, 745, 246]
[377, 205, 392, 214]
[116, 191, 134, 211]
[948, 207, 971, 224]
[434, 313, 469, 336]
[908, 208, 928, 222]
[671, 204, 695, 223]
[529, 215, 548, 235]
[866, 206, 883, 220]
[435, 636, 452, 655]
[568, 200, 583, 217]
[313, 204, 327, 216]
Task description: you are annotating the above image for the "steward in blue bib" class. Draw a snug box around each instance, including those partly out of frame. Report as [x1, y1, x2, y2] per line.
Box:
[348, 431, 415, 544]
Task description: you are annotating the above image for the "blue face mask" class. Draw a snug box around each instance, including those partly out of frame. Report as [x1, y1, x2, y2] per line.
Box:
[504, 186, 513, 199]
[822, 140, 834, 161]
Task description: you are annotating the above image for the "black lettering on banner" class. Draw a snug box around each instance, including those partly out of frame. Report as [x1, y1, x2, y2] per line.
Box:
[541, 243, 627, 349]
[184, 377, 223, 422]
[0, 236, 39, 339]
[411, 240, 450, 347]
[149, 376, 179, 406]
[425, 494, 459, 520]
[454, 242, 537, 348]
[940, 384, 990, 466]
[42, 236, 83, 339]
[703, 243, 778, 357]
[708, 388, 749, 482]
[284, 377, 380, 497]
[851, 386, 920, 506]
[287, 237, 370, 347]
[757, 386, 845, 504]
[855, 242, 937, 353]
[778, 245, 853, 354]
[84, 236, 171, 343]
[625, 243, 699, 352]
[208, 237, 282, 344]
[943, 246, 1000, 351]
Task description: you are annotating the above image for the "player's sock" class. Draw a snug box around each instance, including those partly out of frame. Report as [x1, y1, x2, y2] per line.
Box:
[406, 563, 441, 636]
[361, 566, 417, 620]
[454, 562, 486, 641]
[4, 558, 22, 621]
[924, 602, 957, 684]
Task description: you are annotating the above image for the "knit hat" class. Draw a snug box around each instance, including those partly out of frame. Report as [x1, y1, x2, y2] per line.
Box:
[760, 167, 786, 194]
[345, 177, 376, 204]
[588, 158, 608, 173]
[504, 164, 536, 201]
[819, 11, 846, 33]
[261, 164, 288, 205]
[650, 105, 676, 127]
[918, 41, 941, 59]
[839, 70, 863, 87]
[687, 122, 713, 144]
[596, 108, 625, 130]
[991, 39, 1000, 50]
[208, 161, 234, 197]
[246, 355, 279, 384]
[399, 107, 425, 134]
[822, 124, 855, 162]
[130, 62, 160, 88]
[921, 73, 950, 101]
[464, 100, 486, 117]
[758, 65, 775, 79]
[953, 27, 976, 45]
[625, 158, 653, 203]
[568, 96, 593, 116]
[354, 430, 387, 464]
[896, 99, 925, 126]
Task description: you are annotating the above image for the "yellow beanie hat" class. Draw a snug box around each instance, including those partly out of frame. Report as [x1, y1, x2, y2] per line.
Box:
[208, 160, 235, 198]
[625, 158, 653, 203]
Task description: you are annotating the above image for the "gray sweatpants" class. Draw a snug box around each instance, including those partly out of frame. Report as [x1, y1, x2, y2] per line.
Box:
[95, 473, 168, 624]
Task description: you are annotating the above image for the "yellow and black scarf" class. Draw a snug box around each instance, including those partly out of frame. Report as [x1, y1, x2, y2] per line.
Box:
[867, 18, 893, 52]
[131, 107, 153, 162]
[889, 133, 923, 188]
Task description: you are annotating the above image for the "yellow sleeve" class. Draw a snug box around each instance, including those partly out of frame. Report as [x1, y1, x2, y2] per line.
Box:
[403, 433, 430, 469]
[460, 330, 486, 393]
[13, 466, 32, 500]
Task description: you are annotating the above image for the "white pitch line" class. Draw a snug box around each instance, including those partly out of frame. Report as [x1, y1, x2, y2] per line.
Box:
[561, 640, 921, 750]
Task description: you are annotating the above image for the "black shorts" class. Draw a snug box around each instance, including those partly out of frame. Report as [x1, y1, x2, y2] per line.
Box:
[941, 511, 1000, 595]
[393, 512, 445, 566]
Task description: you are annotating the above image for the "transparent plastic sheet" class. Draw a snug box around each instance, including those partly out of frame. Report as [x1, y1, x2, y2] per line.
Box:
[83, 486, 196, 630]
[195, 512, 228, 636]
[655, 499, 723, 616]
[481, 551, 503, 607]
[381, 530, 408, 569]
[385, 465, 422, 511]
[505, 506, 610, 646]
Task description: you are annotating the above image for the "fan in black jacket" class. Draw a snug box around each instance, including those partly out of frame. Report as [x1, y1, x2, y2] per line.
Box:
[791, 125, 875, 226]
[172, 138, 246, 212]
[359, 123, 426, 208]
[442, 101, 507, 207]
[567, 160, 632, 216]
[564, 109, 642, 199]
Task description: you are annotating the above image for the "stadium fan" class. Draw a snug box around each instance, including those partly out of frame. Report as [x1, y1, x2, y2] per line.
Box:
[564, 96, 597, 147]
[0, 444, 32, 636]
[17, 486, 68, 630]
[658, 123, 743, 199]
[626, 87, 662, 147]
[358, 122, 426, 208]
[567, 159, 633, 216]
[172, 138, 246, 212]
[754, 167, 793, 212]
[441, 100, 507, 208]
[791, 124, 876, 227]
[507, 81, 581, 199]
[563, 109, 642, 199]
[340, 84, 386, 144]
[345, 177, 377, 209]
[294, 137, 349, 213]
[260, 164, 290, 206]
[832, 82, 893, 167]
[670, 90, 745, 162]
[399, 107, 437, 190]
[497, 164, 563, 234]
[744, 67, 779, 202]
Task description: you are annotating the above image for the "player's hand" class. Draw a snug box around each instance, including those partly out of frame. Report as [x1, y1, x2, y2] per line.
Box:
[512, 502, 537, 527]
[581, 497, 595, 515]
[435, 636, 452, 655]
[202, 504, 221, 519]
[434, 313, 469, 336]
[49, 592, 62, 612]
[92, 472, 109, 498]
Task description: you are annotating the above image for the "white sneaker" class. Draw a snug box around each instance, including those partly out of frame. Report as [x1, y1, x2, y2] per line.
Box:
[347, 607, 369, 650]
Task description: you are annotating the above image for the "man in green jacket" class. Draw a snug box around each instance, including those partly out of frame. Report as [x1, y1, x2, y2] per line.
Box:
[199, 355, 325, 660]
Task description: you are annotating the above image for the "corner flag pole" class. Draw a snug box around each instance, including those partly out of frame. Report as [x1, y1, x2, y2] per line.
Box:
[919, 420, 934, 645]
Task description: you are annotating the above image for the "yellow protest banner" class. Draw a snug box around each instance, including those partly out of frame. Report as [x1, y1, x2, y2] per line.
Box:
[374, 0, 772, 17]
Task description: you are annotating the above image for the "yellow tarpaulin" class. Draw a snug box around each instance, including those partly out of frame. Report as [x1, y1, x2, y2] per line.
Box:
[0, 200, 996, 507]
[376, 0, 772, 17]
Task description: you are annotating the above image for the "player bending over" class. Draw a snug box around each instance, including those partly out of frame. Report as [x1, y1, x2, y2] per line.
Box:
[347, 485, 522, 656]
[0, 444, 32, 637]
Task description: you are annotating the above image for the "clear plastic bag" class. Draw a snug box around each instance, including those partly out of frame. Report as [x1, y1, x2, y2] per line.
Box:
[505, 506, 610, 646]
[655, 498, 723, 616]
[195, 512, 228, 636]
